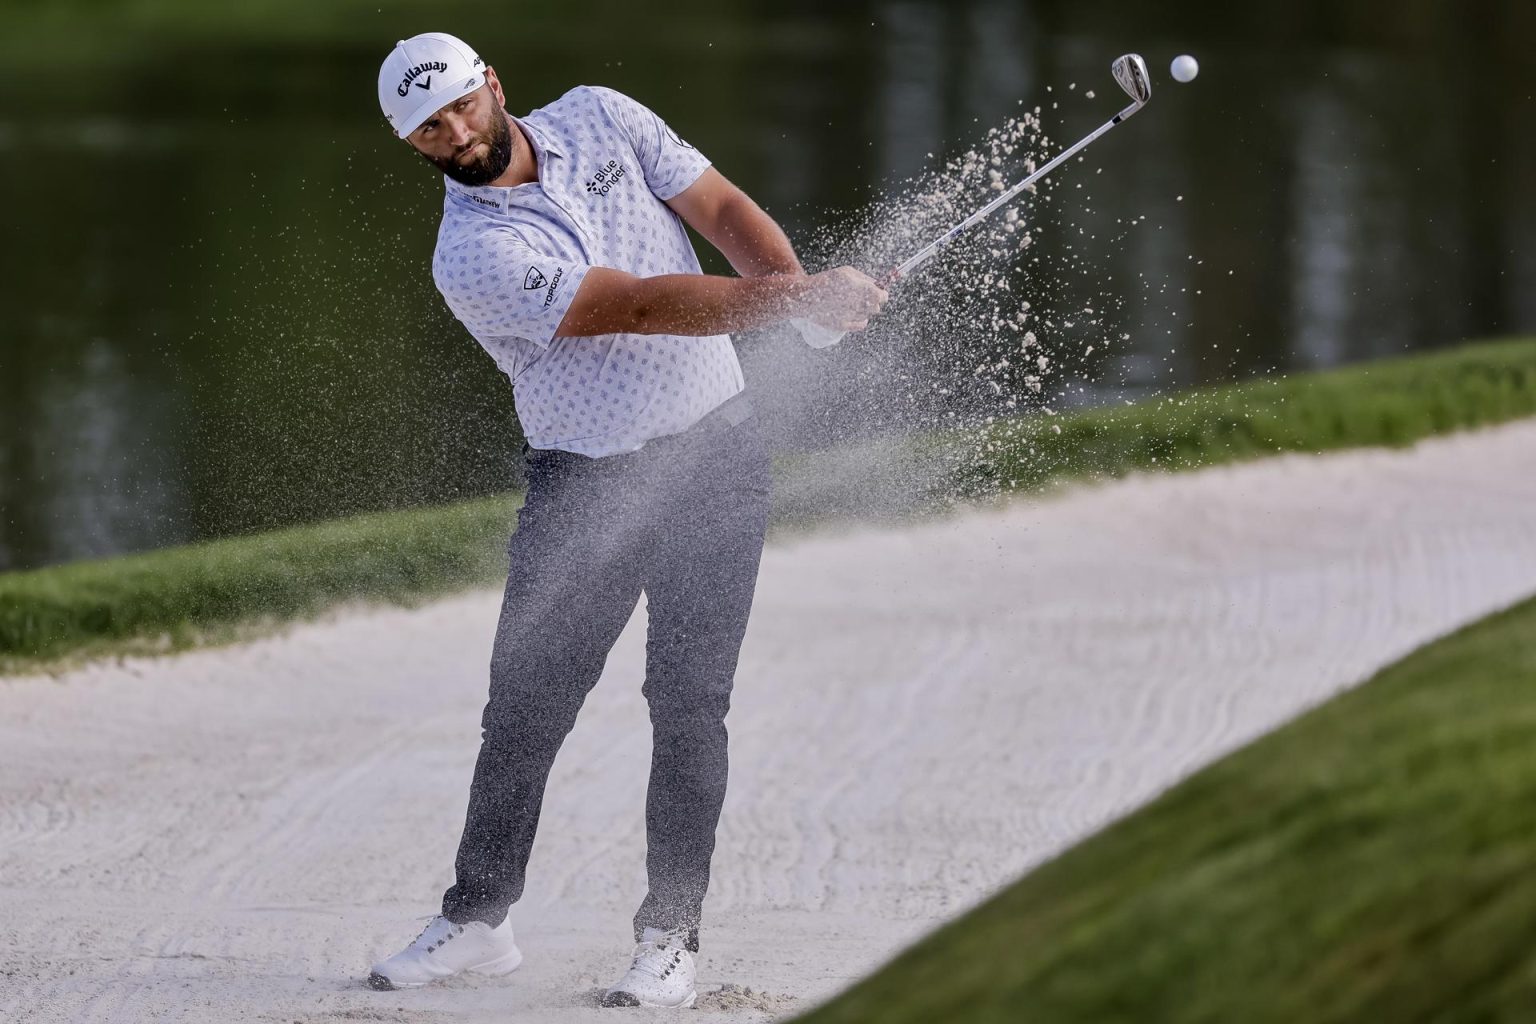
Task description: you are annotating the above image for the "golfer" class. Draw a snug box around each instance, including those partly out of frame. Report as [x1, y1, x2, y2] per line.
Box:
[368, 33, 886, 1008]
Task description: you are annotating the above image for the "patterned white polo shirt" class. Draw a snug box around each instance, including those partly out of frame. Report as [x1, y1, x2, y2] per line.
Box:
[432, 85, 745, 457]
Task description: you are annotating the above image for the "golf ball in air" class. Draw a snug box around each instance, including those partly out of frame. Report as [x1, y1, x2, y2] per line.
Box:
[1171, 54, 1199, 82]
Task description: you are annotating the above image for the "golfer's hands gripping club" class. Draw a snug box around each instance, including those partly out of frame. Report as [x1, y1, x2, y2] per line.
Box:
[804, 266, 888, 332]
[790, 266, 889, 349]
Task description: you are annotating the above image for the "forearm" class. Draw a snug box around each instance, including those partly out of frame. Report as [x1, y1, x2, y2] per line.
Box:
[706, 195, 804, 279]
[555, 269, 811, 338]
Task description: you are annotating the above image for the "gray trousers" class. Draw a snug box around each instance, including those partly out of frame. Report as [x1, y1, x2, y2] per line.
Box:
[441, 410, 771, 951]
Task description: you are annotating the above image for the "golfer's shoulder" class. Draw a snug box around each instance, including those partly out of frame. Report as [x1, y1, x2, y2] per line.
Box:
[538, 84, 659, 130]
[431, 211, 533, 288]
[542, 83, 634, 111]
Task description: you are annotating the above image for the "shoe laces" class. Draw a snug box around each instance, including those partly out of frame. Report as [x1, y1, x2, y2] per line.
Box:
[628, 935, 687, 982]
[412, 915, 465, 954]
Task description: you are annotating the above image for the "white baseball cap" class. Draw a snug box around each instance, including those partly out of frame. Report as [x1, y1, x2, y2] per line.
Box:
[377, 32, 488, 138]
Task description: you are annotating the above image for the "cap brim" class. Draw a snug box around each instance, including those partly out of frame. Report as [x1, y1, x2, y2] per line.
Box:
[395, 72, 486, 137]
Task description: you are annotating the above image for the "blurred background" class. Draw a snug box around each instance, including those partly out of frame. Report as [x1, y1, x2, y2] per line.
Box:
[1, 0, 1531, 571]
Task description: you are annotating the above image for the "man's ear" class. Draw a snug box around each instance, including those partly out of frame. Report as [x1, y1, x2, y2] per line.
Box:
[484, 66, 507, 108]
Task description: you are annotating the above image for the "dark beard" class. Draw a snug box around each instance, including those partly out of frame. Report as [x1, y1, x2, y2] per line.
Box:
[425, 110, 514, 186]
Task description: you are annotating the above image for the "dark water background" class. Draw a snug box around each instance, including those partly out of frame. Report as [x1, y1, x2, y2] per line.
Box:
[1, 0, 1532, 571]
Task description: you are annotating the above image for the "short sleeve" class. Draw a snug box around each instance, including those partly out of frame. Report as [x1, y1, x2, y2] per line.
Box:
[433, 230, 591, 348]
[587, 86, 712, 201]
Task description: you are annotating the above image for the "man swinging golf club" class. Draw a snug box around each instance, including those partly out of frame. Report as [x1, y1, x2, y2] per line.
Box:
[369, 32, 887, 1008]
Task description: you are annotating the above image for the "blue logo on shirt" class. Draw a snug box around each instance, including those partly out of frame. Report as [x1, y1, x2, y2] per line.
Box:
[584, 159, 628, 197]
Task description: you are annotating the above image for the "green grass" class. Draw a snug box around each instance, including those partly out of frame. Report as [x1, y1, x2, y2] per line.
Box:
[3, 337, 1536, 673]
[792, 595, 1536, 1024]
[950, 336, 1536, 497]
[772, 337, 1536, 526]
[0, 494, 517, 672]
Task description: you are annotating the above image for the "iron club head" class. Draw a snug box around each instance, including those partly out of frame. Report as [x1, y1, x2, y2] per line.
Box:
[1111, 53, 1152, 105]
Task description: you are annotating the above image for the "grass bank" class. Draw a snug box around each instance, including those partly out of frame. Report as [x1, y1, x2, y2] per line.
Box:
[953, 335, 1536, 495]
[0, 496, 515, 672]
[793, 594, 1536, 1024]
[3, 337, 1535, 672]
[772, 336, 1536, 523]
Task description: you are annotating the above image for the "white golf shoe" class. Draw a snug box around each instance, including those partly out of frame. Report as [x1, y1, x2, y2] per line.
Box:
[367, 914, 522, 990]
[601, 927, 698, 1008]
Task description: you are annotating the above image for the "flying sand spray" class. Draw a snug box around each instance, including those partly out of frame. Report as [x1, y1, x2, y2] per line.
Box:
[795, 53, 1154, 350]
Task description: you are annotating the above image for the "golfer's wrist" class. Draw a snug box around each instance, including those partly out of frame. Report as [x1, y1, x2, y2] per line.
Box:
[738, 273, 815, 326]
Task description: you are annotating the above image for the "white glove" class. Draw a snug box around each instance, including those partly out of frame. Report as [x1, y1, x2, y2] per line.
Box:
[790, 318, 846, 349]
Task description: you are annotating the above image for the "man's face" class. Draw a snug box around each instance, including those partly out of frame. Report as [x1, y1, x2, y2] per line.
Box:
[407, 82, 514, 187]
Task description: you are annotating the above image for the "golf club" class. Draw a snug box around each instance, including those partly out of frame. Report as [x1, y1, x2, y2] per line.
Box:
[891, 53, 1151, 281]
[794, 54, 1150, 349]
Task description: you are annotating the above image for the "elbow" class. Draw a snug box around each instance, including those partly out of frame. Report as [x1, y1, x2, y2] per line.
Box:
[624, 280, 679, 335]
[629, 299, 655, 333]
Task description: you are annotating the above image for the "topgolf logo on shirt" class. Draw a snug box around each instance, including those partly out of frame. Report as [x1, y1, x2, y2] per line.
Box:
[397, 61, 448, 97]
[524, 266, 564, 307]
[540, 268, 564, 308]
[584, 159, 627, 197]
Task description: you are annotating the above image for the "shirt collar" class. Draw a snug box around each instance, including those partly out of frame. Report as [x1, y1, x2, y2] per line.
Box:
[443, 113, 563, 215]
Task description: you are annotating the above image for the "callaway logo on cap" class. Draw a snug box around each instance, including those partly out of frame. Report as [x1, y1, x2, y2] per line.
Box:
[377, 32, 487, 138]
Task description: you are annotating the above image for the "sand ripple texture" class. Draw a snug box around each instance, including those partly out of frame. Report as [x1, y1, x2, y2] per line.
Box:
[4, 419, 1535, 1023]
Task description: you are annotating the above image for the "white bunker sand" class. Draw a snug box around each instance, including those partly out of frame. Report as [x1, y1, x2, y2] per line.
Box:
[5, 419, 1536, 1023]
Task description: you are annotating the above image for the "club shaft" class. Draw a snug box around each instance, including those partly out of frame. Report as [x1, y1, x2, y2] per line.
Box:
[893, 100, 1143, 281]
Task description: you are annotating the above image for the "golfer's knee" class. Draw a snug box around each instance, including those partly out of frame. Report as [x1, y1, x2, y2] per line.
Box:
[480, 680, 585, 744]
[648, 695, 731, 737]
